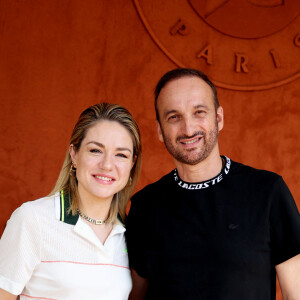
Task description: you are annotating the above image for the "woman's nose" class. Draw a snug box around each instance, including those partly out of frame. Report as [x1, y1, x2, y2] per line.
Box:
[99, 154, 113, 171]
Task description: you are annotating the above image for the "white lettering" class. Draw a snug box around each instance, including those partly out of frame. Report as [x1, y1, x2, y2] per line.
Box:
[175, 157, 231, 189]
[202, 182, 209, 188]
[188, 184, 196, 190]
[182, 183, 189, 189]
[217, 174, 223, 182]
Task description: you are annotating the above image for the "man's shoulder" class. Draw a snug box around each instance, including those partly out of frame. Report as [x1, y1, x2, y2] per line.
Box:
[230, 158, 282, 184]
[131, 170, 174, 202]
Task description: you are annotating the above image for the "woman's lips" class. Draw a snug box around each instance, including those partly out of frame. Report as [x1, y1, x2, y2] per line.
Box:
[93, 174, 115, 184]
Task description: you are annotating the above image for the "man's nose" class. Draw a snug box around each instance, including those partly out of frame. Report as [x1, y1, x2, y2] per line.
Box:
[182, 117, 197, 137]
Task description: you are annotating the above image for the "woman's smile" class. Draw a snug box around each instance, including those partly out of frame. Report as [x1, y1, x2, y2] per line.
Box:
[70, 120, 134, 203]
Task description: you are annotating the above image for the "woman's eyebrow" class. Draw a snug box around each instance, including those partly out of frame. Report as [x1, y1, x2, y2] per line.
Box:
[86, 141, 104, 147]
[86, 141, 132, 153]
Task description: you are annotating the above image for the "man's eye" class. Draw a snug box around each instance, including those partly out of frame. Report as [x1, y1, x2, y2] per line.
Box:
[196, 110, 206, 116]
[168, 115, 179, 121]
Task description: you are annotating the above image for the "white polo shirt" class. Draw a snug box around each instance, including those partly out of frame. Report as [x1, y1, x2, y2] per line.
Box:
[0, 193, 132, 300]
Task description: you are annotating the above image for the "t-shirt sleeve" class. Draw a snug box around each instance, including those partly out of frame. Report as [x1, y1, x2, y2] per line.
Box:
[270, 176, 300, 265]
[0, 203, 41, 295]
[126, 193, 150, 278]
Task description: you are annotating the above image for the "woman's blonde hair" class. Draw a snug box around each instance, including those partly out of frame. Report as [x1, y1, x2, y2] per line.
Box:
[50, 103, 142, 223]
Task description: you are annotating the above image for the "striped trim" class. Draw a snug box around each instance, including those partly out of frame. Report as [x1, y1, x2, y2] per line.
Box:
[59, 191, 78, 225]
[20, 294, 57, 300]
[58, 191, 123, 225]
[41, 260, 130, 270]
[60, 190, 65, 222]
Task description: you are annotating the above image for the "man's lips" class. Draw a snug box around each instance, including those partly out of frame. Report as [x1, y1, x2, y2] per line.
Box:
[179, 136, 202, 145]
[177, 134, 204, 147]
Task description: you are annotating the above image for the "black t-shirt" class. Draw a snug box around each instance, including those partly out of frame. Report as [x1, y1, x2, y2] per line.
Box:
[126, 157, 300, 300]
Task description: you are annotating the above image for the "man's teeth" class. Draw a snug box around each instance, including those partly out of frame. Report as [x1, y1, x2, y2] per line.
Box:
[182, 138, 200, 144]
[95, 176, 112, 181]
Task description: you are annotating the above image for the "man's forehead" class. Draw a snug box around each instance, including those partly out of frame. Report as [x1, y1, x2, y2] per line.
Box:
[162, 75, 209, 90]
[157, 76, 214, 107]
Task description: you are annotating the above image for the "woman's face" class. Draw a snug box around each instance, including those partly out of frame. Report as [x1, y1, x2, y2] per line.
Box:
[70, 120, 135, 203]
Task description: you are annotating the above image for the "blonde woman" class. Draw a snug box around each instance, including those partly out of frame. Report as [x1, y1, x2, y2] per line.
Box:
[0, 103, 142, 300]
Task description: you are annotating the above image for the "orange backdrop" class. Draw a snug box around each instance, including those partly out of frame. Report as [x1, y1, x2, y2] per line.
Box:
[0, 1, 299, 299]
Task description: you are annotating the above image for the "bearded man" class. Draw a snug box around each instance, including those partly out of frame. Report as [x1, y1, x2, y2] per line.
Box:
[126, 68, 300, 300]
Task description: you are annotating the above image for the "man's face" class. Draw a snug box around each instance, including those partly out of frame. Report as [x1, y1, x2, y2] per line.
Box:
[156, 76, 223, 166]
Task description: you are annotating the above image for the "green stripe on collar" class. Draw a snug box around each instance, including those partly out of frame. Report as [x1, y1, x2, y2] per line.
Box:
[117, 214, 124, 225]
[60, 190, 79, 225]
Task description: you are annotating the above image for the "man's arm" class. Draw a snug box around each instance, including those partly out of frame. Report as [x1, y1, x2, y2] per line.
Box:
[129, 269, 148, 300]
[276, 254, 300, 300]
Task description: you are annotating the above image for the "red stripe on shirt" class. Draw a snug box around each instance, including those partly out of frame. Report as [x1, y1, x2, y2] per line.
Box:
[41, 260, 130, 269]
[20, 294, 57, 300]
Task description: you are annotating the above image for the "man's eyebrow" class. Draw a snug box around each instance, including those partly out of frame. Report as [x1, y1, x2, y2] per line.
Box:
[86, 141, 132, 153]
[194, 104, 209, 110]
[164, 109, 178, 118]
[163, 104, 210, 118]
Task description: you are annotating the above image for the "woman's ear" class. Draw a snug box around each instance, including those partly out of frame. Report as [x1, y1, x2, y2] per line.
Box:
[69, 144, 77, 164]
[131, 155, 137, 169]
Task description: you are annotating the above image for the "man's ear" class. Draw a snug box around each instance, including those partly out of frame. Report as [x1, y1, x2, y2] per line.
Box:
[216, 106, 224, 132]
[156, 120, 164, 143]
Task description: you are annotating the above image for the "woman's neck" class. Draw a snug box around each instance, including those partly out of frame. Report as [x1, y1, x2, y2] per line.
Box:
[77, 191, 113, 221]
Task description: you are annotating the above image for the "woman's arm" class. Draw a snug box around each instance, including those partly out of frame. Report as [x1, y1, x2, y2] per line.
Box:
[0, 288, 17, 300]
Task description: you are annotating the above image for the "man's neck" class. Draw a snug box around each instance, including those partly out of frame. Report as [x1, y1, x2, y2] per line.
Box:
[175, 150, 223, 183]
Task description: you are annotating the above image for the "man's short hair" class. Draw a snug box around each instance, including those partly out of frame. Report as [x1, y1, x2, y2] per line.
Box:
[154, 68, 219, 122]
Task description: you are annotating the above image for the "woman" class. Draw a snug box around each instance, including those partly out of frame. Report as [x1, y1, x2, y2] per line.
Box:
[0, 103, 142, 300]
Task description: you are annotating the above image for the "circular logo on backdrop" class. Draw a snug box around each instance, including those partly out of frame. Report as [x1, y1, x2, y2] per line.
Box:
[134, 0, 300, 90]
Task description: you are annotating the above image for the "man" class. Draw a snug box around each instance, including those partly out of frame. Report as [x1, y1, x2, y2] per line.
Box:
[126, 68, 300, 299]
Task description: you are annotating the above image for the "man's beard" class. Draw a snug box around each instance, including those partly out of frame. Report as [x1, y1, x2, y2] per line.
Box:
[161, 122, 219, 166]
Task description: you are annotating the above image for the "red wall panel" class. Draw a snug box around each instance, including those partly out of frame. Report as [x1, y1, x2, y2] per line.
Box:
[0, 1, 299, 299]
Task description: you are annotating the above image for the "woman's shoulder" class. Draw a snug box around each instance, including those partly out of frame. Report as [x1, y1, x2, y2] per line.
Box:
[10, 194, 57, 222]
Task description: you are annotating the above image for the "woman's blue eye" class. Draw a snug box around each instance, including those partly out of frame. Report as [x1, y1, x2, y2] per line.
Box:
[117, 153, 128, 158]
[90, 149, 101, 153]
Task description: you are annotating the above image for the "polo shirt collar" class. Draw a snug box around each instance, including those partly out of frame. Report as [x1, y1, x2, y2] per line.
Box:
[55, 190, 79, 225]
[54, 191, 126, 230]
